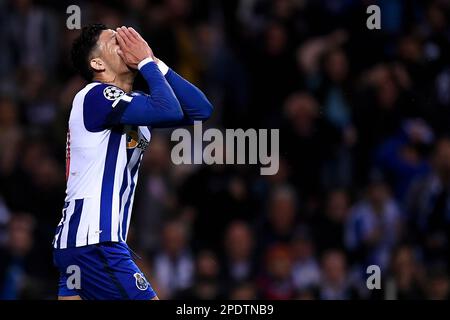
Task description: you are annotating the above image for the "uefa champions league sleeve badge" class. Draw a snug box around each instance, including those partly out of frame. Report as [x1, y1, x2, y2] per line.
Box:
[103, 86, 125, 100]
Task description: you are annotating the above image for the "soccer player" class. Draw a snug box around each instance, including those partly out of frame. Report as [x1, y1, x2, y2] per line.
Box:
[52, 24, 213, 300]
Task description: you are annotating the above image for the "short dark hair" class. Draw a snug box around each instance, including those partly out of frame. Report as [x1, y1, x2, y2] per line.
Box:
[71, 23, 108, 81]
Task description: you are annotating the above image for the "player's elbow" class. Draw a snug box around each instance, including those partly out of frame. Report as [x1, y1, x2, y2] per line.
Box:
[157, 94, 184, 122]
[196, 99, 213, 121]
[172, 107, 184, 122]
[168, 100, 184, 123]
[202, 100, 213, 120]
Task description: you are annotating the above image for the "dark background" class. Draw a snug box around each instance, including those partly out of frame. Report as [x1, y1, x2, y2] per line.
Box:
[0, 0, 449, 300]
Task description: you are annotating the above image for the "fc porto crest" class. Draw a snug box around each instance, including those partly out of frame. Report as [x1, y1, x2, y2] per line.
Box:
[103, 86, 125, 100]
[133, 272, 149, 291]
[126, 130, 139, 149]
[124, 126, 149, 151]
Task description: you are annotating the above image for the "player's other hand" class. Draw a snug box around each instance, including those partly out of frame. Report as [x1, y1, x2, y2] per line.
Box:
[116, 26, 154, 69]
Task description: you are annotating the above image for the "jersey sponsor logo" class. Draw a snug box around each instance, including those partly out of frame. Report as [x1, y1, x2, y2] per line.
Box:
[103, 86, 125, 100]
[133, 272, 149, 291]
[136, 138, 149, 151]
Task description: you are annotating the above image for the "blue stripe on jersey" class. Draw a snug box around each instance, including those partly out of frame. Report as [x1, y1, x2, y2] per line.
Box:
[55, 201, 70, 248]
[100, 130, 122, 242]
[67, 199, 84, 247]
[118, 170, 128, 238]
[121, 155, 141, 240]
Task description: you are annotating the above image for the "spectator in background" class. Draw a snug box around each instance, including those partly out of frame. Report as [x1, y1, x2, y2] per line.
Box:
[0, 0, 58, 78]
[0, 196, 10, 245]
[257, 244, 295, 300]
[194, 22, 250, 128]
[0, 213, 52, 299]
[291, 227, 321, 292]
[228, 281, 258, 300]
[422, 2, 450, 135]
[252, 157, 291, 215]
[432, 65, 450, 134]
[175, 250, 224, 300]
[221, 221, 257, 286]
[375, 119, 433, 201]
[406, 137, 450, 266]
[281, 92, 341, 197]
[153, 220, 194, 299]
[248, 21, 299, 128]
[258, 185, 298, 251]
[18, 66, 59, 128]
[353, 63, 412, 186]
[314, 189, 350, 253]
[345, 180, 403, 271]
[318, 47, 355, 189]
[318, 249, 358, 300]
[383, 245, 425, 300]
[0, 97, 23, 178]
[424, 265, 449, 300]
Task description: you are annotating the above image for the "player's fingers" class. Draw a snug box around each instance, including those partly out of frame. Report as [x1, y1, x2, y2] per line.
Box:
[116, 28, 126, 44]
[128, 27, 144, 41]
[116, 31, 127, 49]
[118, 26, 133, 45]
[121, 26, 137, 44]
[127, 27, 139, 39]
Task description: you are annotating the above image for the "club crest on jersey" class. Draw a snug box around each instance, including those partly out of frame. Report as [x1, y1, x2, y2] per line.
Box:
[127, 130, 139, 149]
[126, 129, 149, 150]
[133, 273, 149, 291]
[103, 86, 124, 100]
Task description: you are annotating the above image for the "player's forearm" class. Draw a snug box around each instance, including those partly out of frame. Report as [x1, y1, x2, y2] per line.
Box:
[166, 70, 213, 122]
[138, 58, 180, 110]
[118, 59, 184, 126]
[157, 60, 213, 123]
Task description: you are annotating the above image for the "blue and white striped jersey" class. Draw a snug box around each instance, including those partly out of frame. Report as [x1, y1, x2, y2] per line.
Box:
[53, 59, 213, 249]
[53, 82, 151, 249]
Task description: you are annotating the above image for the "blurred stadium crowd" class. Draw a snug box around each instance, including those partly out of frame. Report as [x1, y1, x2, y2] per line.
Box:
[0, 0, 449, 300]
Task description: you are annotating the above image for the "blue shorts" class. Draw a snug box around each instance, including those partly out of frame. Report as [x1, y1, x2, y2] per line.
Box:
[53, 241, 156, 300]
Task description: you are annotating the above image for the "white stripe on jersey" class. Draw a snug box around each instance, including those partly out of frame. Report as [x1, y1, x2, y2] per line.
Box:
[75, 198, 90, 246]
[57, 201, 76, 249]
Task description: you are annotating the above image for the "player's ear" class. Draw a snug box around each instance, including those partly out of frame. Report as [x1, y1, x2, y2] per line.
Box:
[90, 58, 105, 72]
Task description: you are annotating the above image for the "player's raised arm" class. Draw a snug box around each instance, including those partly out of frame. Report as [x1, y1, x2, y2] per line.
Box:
[110, 26, 184, 127]
[154, 58, 213, 126]
[125, 27, 213, 128]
